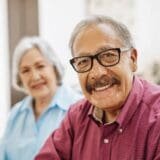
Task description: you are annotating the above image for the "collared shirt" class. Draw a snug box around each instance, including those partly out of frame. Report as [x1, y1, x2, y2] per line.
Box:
[35, 76, 160, 160]
[0, 85, 82, 160]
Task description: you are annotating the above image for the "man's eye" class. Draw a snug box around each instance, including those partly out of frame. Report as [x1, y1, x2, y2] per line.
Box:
[102, 52, 117, 59]
[104, 52, 116, 57]
[77, 58, 89, 67]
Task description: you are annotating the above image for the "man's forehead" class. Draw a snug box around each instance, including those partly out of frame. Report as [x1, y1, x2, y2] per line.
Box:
[79, 23, 117, 37]
[72, 24, 122, 56]
[74, 24, 120, 44]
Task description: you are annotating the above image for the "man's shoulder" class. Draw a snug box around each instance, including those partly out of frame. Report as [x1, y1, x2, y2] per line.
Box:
[142, 79, 160, 106]
[140, 79, 160, 122]
[69, 98, 91, 114]
[67, 98, 92, 122]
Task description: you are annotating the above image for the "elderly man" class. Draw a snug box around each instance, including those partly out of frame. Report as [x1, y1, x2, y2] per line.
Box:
[35, 16, 160, 160]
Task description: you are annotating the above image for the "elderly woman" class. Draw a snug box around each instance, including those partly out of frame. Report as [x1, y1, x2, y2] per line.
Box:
[0, 37, 82, 160]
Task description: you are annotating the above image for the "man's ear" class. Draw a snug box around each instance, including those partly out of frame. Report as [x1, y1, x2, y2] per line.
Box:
[130, 48, 138, 72]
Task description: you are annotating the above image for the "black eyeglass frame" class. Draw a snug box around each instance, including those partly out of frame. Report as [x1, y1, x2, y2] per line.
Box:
[70, 48, 131, 73]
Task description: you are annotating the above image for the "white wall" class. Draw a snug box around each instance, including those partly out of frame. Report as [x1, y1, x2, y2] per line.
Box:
[85, 0, 160, 74]
[134, 0, 160, 72]
[0, 0, 10, 138]
[38, 0, 160, 84]
[38, 0, 86, 88]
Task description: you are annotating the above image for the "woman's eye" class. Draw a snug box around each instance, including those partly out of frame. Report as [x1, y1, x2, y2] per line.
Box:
[38, 65, 45, 69]
[21, 69, 29, 74]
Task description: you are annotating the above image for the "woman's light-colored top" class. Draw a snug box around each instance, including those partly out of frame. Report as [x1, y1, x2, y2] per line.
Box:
[0, 85, 82, 160]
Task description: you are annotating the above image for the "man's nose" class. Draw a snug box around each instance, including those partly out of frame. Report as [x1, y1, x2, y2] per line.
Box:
[89, 59, 108, 78]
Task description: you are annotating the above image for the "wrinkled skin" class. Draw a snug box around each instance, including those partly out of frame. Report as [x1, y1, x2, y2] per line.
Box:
[72, 24, 137, 120]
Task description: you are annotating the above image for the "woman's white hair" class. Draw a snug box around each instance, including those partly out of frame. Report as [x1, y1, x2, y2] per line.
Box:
[12, 36, 64, 92]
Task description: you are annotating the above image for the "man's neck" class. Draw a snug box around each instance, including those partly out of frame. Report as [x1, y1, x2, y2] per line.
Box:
[104, 109, 120, 124]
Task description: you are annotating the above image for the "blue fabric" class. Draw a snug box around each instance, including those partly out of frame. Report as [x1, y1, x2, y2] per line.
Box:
[0, 85, 82, 160]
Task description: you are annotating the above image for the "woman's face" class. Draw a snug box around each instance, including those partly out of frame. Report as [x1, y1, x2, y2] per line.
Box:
[19, 48, 58, 100]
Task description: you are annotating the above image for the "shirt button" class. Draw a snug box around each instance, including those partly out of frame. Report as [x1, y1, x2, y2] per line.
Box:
[118, 128, 123, 133]
[104, 138, 109, 144]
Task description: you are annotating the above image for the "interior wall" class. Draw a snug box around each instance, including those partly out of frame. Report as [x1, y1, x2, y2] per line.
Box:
[0, 0, 10, 138]
[8, 0, 39, 105]
[38, 0, 86, 89]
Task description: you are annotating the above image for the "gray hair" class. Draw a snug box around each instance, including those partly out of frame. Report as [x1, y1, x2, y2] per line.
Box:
[12, 36, 64, 92]
[69, 15, 135, 55]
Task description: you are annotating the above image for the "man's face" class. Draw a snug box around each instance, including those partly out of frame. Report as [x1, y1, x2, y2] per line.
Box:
[72, 24, 137, 111]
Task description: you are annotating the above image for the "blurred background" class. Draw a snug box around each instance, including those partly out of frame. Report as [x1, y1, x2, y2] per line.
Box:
[0, 0, 160, 137]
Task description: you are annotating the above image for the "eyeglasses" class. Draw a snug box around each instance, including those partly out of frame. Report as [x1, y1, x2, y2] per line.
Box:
[70, 48, 131, 73]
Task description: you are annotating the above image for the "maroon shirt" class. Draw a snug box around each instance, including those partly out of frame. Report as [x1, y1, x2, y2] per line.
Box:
[35, 76, 160, 160]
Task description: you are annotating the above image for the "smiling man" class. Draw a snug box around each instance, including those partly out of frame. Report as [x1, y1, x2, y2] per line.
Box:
[35, 16, 160, 160]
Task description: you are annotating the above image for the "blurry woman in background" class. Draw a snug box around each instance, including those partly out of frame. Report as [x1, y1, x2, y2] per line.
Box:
[0, 37, 82, 160]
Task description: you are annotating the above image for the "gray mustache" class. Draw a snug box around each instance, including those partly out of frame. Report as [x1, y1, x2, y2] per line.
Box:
[86, 76, 120, 93]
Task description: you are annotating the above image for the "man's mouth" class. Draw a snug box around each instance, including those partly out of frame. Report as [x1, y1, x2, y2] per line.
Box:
[86, 76, 120, 93]
[94, 83, 112, 91]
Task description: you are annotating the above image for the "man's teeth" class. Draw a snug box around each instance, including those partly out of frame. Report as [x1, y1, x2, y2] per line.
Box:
[95, 84, 112, 91]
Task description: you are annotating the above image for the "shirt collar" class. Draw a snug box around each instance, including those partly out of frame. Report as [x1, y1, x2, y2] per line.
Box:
[19, 85, 73, 112]
[48, 84, 79, 111]
[89, 76, 144, 128]
[89, 106, 103, 124]
[19, 96, 33, 112]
